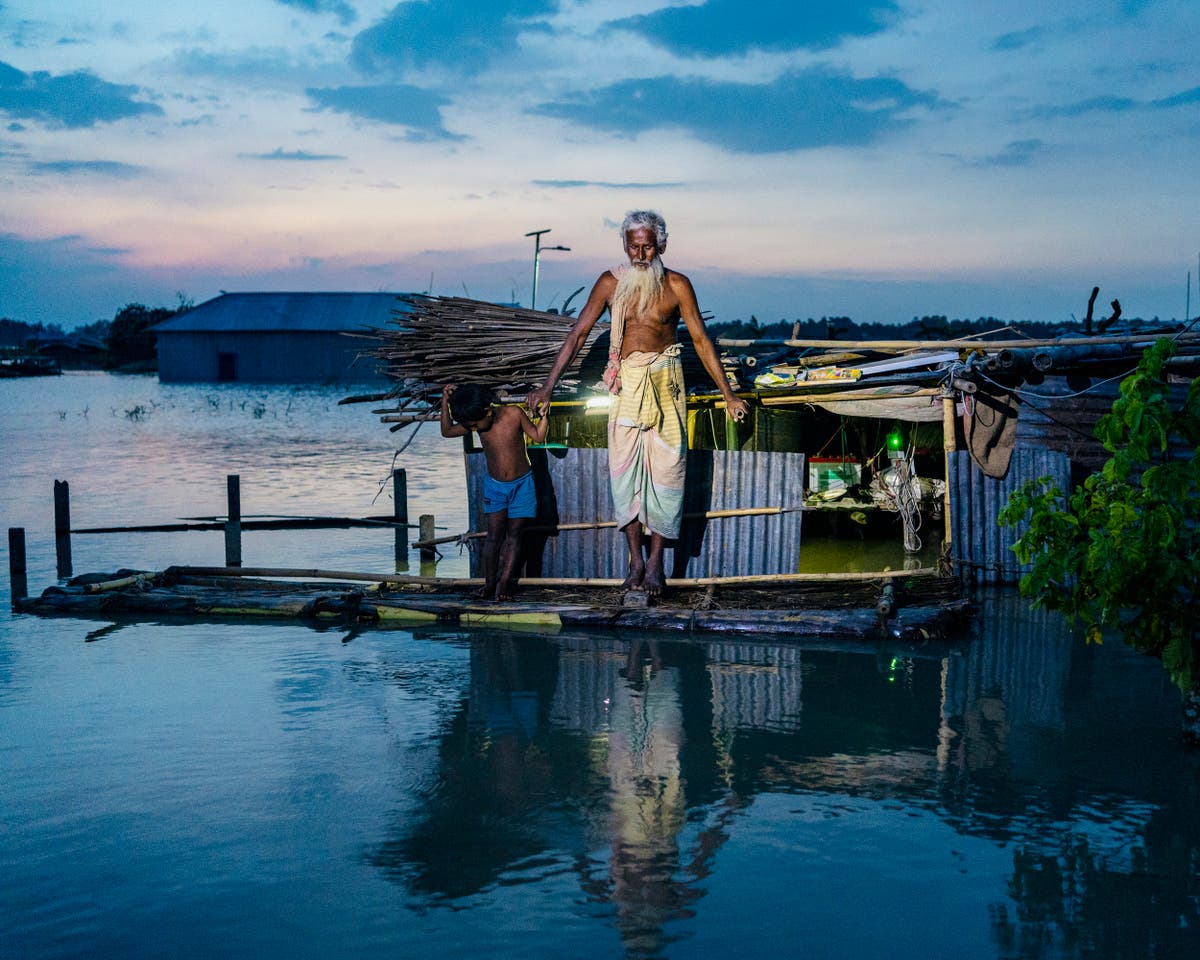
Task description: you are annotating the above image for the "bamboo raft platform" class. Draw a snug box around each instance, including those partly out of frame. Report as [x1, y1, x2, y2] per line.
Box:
[14, 565, 972, 642]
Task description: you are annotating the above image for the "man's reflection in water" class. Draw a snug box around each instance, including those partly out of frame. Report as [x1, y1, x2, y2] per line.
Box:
[602, 636, 703, 957]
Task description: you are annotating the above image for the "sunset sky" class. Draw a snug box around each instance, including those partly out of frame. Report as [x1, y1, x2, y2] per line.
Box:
[1, 0, 1197, 329]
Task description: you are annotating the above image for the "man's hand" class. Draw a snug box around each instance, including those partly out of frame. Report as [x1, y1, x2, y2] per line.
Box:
[726, 396, 750, 423]
[527, 384, 551, 417]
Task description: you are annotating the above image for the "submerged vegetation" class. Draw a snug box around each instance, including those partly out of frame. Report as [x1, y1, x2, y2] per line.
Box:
[1000, 338, 1200, 729]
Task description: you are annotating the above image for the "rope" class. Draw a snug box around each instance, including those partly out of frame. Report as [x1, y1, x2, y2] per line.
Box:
[892, 453, 923, 554]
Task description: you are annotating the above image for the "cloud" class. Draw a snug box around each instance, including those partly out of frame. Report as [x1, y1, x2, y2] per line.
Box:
[1031, 95, 1138, 118]
[992, 26, 1047, 51]
[532, 179, 684, 189]
[239, 147, 347, 160]
[170, 46, 336, 89]
[273, 0, 356, 26]
[305, 83, 460, 140]
[531, 66, 949, 153]
[29, 159, 146, 178]
[1152, 85, 1200, 108]
[0, 60, 162, 128]
[972, 138, 1045, 168]
[609, 0, 899, 58]
[351, 0, 559, 76]
[0, 233, 155, 326]
[1030, 85, 1199, 118]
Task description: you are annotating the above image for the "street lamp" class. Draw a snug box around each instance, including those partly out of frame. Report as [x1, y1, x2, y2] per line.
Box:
[525, 228, 570, 311]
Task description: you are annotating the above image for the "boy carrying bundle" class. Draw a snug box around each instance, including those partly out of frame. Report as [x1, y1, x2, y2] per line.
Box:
[440, 383, 549, 601]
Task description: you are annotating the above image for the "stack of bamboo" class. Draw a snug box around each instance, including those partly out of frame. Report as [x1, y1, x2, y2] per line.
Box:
[358, 295, 608, 395]
[342, 294, 613, 432]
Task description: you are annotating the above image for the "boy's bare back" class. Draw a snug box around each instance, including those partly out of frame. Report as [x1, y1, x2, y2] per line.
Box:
[441, 384, 549, 481]
[476, 405, 536, 482]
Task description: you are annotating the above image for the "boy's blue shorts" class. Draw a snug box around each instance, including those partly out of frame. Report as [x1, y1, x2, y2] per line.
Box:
[483, 469, 536, 519]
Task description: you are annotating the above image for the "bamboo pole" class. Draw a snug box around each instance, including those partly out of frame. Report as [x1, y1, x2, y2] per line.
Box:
[169, 565, 942, 587]
[393, 468, 409, 567]
[54, 479, 71, 578]
[712, 331, 1200, 351]
[225, 474, 241, 568]
[74, 517, 411, 534]
[754, 387, 941, 407]
[942, 393, 957, 547]
[418, 515, 436, 563]
[8, 527, 27, 602]
[412, 505, 804, 549]
[84, 572, 152, 594]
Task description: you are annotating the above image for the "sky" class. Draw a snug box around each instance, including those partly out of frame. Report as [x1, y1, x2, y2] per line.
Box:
[1, 0, 1198, 330]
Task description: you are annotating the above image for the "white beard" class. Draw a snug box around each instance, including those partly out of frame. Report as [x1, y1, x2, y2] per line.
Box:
[611, 255, 665, 319]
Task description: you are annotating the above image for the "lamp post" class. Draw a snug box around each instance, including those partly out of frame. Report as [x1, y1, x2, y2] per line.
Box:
[525, 228, 570, 311]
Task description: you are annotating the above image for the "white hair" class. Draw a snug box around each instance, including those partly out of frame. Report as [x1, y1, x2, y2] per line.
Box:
[620, 209, 668, 249]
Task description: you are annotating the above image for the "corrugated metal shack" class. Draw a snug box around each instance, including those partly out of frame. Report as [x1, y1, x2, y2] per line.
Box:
[153, 292, 410, 383]
[356, 297, 1198, 584]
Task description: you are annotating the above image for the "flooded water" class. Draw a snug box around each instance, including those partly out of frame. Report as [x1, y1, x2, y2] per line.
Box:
[2, 374, 1198, 959]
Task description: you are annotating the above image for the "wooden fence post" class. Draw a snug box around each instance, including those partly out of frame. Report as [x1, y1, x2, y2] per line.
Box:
[8, 527, 27, 602]
[422, 513, 441, 573]
[54, 479, 72, 578]
[393, 468, 409, 568]
[225, 474, 242, 567]
[942, 394, 957, 546]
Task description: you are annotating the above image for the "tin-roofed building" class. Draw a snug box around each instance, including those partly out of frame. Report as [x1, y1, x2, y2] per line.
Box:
[152, 292, 409, 383]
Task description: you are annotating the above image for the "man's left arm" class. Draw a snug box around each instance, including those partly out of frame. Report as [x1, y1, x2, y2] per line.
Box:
[674, 274, 750, 422]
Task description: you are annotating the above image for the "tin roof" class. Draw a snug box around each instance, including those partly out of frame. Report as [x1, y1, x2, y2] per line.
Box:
[151, 292, 413, 334]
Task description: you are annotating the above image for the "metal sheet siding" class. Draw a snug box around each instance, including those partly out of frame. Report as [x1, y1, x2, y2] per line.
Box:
[464, 448, 805, 578]
[1013, 375, 1192, 471]
[949, 445, 1071, 584]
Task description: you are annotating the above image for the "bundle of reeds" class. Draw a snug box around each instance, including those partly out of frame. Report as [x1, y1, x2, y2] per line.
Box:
[354, 295, 610, 399]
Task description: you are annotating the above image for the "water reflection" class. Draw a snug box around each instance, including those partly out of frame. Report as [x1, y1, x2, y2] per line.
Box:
[365, 601, 1198, 959]
[5, 376, 1199, 957]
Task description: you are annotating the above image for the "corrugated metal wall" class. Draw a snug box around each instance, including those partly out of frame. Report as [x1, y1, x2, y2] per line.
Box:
[948, 445, 1071, 584]
[1013, 374, 1193, 472]
[465, 448, 806, 578]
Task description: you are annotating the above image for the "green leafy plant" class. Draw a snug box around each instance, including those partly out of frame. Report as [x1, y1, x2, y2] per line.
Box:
[999, 338, 1200, 694]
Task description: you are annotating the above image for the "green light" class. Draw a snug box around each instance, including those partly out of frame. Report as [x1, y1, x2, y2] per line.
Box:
[886, 430, 904, 451]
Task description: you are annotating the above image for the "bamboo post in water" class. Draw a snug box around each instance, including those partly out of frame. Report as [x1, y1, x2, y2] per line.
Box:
[942, 392, 956, 547]
[225, 475, 242, 568]
[54, 479, 71, 578]
[418, 514, 436, 564]
[393, 468, 409, 568]
[8, 527, 27, 602]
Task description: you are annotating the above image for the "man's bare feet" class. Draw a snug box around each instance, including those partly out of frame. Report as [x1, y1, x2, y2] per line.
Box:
[474, 582, 496, 600]
[643, 563, 665, 597]
[495, 581, 514, 602]
[622, 562, 646, 591]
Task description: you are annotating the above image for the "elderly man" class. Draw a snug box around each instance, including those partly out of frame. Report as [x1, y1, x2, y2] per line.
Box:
[528, 210, 750, 596]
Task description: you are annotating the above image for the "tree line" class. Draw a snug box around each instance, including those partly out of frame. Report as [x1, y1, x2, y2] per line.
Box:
[707, 313, 1157, 342]
[0, 296, 192, 369]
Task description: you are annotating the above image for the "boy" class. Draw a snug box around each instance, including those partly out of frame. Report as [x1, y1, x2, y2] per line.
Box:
[441, 383, 550, 601]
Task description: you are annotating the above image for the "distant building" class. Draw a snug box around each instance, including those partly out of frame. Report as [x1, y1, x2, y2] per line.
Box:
[26, 332, 107, 369]
[151, 292, 410, 383]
